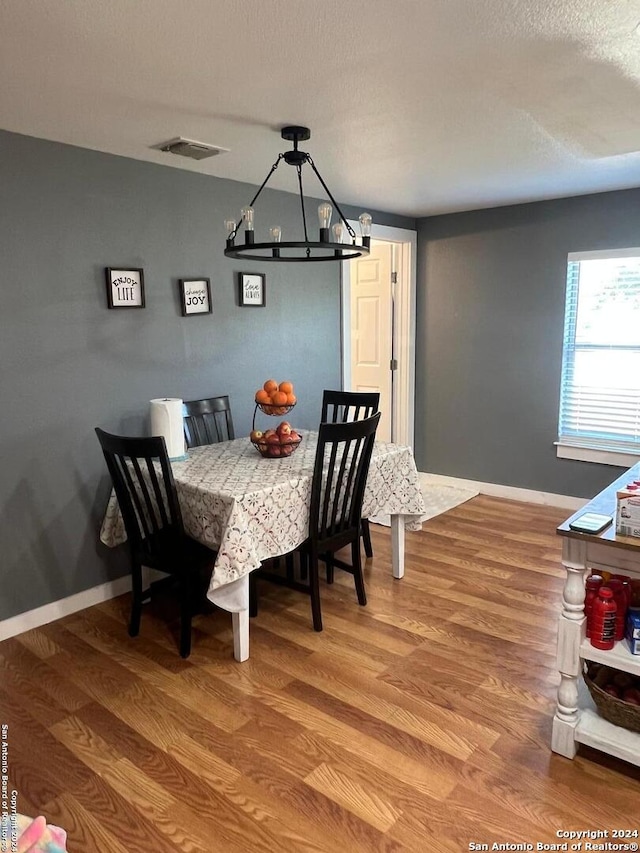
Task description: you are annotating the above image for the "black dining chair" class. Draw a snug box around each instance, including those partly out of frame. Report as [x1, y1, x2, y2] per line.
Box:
[250, 412, 381, 631]
[321, 389, 380, 561]
[183, 395, 234, 448]
[95, 428, 217, 658]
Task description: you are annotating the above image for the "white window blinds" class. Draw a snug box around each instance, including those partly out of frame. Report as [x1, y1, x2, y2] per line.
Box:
[558, 248, 640, 454]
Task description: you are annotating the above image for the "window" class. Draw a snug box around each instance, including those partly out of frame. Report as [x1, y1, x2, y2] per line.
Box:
[558, 248, 640, 465]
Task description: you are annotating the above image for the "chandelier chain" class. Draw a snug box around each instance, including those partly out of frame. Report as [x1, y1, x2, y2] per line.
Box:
[306, 155, 357, 241]
[296, 164, 310, 253]
[231, 153, 285, 236]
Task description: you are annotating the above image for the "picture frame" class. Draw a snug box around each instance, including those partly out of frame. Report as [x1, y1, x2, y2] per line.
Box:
[180, 278, 212, 316]
[239, 272, 266, 307]
[106, 267, 145, 309]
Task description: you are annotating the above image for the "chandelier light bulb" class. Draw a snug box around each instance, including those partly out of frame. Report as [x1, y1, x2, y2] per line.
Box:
[318, 203, 332, 228]
[318, 202, 332, 242]
[225, 218, 237, 245]
[269, 225, 282, 257]
[241, 206, 254, 229]
[241, 205, 255, 244]
[332, 221, 345, 257]
[359, 212, 372, 248]
[358, 212, 372, 237]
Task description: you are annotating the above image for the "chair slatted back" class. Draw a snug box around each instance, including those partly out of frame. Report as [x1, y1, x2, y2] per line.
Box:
[310, 413, 380, 548]
[95, 428, 184, 553]
[183, 396, 234, 448]
[321, 390, 380, 425]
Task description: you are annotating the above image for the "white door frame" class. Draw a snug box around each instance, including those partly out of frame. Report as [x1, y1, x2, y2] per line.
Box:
[341, 222, 417, 449]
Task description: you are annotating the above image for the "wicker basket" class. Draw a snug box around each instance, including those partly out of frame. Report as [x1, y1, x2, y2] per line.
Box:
[583, 661, 640, 733]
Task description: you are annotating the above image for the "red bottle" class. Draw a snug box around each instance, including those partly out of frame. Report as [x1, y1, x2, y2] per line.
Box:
[585, 574, 603, 638]
[590, 587, 617, 650]
[610, 574, 632, 611]
[607, 578, 627, 641]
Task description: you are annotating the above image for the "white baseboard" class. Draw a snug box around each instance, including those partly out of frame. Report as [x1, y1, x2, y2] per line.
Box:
[419, 472, 587, 511]
[0, 568, 167, 643]
[0, 576, 131, 642]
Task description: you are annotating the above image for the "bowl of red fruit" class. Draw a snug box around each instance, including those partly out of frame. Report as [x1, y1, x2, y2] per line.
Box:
[250, 421, 302, 458]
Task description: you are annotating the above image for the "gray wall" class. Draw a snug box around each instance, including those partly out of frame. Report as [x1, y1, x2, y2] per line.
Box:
[415, 188, 640, 499]
[0, 129, 412, 620]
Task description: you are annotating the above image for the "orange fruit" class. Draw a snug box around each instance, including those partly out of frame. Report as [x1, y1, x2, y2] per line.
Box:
[272, 390, 288, 406]
[279, 381, 293, 394]
[286, 392, 297, 405]
[255, 389, 270, 404]
[263, 379, 278, 394]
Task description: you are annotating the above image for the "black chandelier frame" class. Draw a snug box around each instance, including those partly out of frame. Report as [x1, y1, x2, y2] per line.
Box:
[224, 126, 371, 262]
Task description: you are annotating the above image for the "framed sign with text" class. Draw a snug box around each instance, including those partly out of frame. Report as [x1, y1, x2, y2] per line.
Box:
[239, 272, 266, 307]
[106, 268, 145, 309]
[180, 278, 212, 316]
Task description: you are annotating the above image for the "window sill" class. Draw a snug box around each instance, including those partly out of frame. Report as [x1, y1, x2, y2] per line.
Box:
[555, 443, 640, 467]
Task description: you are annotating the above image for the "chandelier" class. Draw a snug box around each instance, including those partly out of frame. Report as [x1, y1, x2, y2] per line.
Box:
[224, 126, 372, 262]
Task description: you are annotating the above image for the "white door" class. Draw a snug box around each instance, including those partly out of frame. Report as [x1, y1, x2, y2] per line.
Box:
[349, 239, 393, 441]
[342, 222, 417, 450]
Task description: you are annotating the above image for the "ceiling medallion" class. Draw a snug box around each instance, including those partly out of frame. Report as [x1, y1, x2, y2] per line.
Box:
[224, 126, 372, 262]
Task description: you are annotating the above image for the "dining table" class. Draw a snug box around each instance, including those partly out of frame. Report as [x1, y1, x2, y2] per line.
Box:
[99, 431, 427, 661]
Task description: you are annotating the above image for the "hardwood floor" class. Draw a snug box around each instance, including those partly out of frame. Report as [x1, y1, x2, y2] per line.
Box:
[2, 495, 640, 852]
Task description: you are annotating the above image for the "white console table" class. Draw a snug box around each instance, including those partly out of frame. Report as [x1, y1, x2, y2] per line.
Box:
[553, 464, 640, 766]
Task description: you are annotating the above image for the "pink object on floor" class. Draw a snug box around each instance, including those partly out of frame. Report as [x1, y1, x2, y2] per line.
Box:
[6, 814, 68, 853]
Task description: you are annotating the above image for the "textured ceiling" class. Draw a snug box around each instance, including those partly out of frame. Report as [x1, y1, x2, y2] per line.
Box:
[2, 0, 640, 216]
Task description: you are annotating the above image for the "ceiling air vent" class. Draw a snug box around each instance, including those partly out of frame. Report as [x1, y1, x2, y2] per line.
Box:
[154, 137, 230, 161]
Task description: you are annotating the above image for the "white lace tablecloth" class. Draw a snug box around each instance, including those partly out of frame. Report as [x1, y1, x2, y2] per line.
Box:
[99, 432, 426, 610]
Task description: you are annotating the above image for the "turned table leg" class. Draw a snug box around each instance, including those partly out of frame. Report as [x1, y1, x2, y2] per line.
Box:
[552, 537, 588, 758]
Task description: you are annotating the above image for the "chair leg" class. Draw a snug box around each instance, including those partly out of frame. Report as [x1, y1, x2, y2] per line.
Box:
[129, 562, 143, 637]
[308, 553, 323, 632]
[300, 551, 309, 581]
[351, 540, 367, 606]
[285, 553, 295, 583]
[362, 518, 373, 559]
[179, 575, 193, 658]
[249, 571, 258, 618]
[325, 554, 334, 584]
